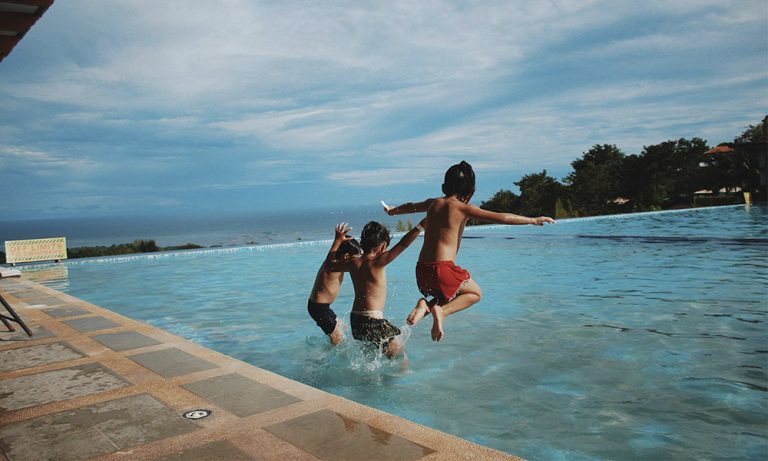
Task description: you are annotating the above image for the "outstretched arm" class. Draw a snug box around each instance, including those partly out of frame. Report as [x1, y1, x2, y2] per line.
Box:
[463, 203, 555, 225]
[383, 199, 431, 216]
[377, 218, 426, 266]
[323, 223, 354, 272]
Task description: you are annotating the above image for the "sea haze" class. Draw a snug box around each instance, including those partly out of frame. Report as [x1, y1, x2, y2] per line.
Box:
[0, 205, 409, 248]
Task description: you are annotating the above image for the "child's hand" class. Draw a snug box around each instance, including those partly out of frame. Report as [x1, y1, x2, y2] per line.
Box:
[335, 222, 352, 241]
[532, 217, 555, 226]
[381, 201, 395, 215]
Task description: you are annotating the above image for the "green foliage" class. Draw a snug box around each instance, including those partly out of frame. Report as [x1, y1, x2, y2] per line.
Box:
[132, 239, 159, 253]
[479, 173, 573, 219]
[731, 115, 767, 196]
[736, 115, 767, 144]
[622, 138, 709, 209]
[515, 170, 565, 217]
[555, 197, 577, 219]
[474, 115, 765, 220]
[65, 239, 197, 260]
[480, 189, 520, 213]
[395, 220, 414, 232]
[565, 144, 626, 215]
[164, 243, 205, 251]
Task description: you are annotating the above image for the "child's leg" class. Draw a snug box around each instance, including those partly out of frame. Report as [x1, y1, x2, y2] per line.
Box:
[430, 279, 482, 342]
[385, 336, 404, 359]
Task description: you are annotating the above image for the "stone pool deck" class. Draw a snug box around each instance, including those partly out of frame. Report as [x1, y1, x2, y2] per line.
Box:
[0, 276, 522, 461]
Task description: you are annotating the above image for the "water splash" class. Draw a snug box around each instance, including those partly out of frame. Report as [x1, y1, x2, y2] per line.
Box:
[301, 320, 413, 388]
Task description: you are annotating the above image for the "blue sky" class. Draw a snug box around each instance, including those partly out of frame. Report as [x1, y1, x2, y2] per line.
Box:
[1, 0, 766, 219]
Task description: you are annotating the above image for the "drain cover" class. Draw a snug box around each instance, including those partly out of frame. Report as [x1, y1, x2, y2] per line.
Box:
[183, 409, 212, 420]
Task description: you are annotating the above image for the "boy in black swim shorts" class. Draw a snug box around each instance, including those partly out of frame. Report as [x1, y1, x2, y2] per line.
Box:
[325, 219, 425, 358]
[308, 223, 362, 345]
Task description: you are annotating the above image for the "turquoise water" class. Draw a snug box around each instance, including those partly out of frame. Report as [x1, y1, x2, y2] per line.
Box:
[23, 205, 768, 460]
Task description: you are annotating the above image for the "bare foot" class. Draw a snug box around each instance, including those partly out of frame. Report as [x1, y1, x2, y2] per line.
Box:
[407, 298, 430, 326]
[430, 305, 444, 342]
[329, 323, 344, 346]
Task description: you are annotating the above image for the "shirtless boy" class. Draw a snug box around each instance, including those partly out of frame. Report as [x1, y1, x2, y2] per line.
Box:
[384, 161, 554, 342]
[325, 219, 425, 358]
[308, 223, 362, 345]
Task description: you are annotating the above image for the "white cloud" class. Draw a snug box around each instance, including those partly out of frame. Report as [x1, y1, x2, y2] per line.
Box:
[0, 146, 97, 172]
[1, 0, 765, 215]
[328, 168, 433, 186]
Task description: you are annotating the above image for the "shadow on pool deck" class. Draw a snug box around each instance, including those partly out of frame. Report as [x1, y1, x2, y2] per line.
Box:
[0, 276, 523, 461]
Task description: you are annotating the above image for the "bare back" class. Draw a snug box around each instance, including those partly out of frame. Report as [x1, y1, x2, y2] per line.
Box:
[309, 265, 344, 304]
[349, 255, 388, 313]
[324, 223, 423, 314]
[418, 197, 468, 262]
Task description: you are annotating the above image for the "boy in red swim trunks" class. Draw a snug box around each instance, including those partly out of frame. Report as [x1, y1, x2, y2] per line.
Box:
[384, 161, 554, 342]
[308, 223, 363, 345]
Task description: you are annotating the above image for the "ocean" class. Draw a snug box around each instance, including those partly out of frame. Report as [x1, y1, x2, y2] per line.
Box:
[0, 205, 411, 249]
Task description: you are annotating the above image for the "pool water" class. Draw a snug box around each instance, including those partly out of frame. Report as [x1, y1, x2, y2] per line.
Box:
[25, 205, 768, 460]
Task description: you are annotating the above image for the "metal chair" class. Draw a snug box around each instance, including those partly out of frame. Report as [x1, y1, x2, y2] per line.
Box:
[0, 293, 33, 337]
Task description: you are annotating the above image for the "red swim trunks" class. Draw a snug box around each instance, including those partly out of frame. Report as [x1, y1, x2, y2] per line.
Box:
[415, 261, 471, 305]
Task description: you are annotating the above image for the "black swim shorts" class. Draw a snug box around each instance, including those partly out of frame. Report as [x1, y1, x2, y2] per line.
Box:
[307, 299, 338, 335]
[350, 313, 401, 348]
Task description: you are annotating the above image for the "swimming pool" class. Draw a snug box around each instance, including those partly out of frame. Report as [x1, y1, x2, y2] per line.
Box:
[24, 205, 768, 460]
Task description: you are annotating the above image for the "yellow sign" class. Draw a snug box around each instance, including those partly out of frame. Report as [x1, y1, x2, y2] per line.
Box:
[5, 237, 68, 264]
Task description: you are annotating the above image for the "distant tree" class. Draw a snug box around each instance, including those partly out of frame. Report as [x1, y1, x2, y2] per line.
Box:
[514, 170, 565, 217]
[619, 153, 656, 210]
[736, 116, 767, 144]
[480, 189, 520, 214]
[554, 197, 577, 218]
[132, 239, 159, 253]
[699, 145, 736, 195]
[564, 144, 626, 215]
[67, 240, 161, 259]
[698, 116, 766, 198]
[395, 220, 414, 232]
[628, 138, 709, 209]
[732, 116, 767, 197]
[472, 189, 520, 225]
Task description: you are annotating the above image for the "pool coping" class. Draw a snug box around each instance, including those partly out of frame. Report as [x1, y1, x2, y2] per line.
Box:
[0, 276, 523, 461]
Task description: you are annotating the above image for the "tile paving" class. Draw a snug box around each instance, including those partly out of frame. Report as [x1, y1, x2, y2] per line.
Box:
[91, 331, 162, 352]
[0, 324, 54, 342]
[0, 394, 199, 461]
[0, 342, 84, 372]
[153, 441, 253, 461]
[128, 348, 219, 378]
[265, 409, 435, 461]
[183, 373, 302, 417]
[62, 316, 121, 332]
[0, 363, 129, 411]
[42, 306, 90, 318]
[0, 277, 523, 460]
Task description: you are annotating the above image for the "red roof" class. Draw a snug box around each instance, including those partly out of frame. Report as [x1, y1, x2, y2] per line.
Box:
[704, 145, 735, 155]
[0, 0, 55, 63]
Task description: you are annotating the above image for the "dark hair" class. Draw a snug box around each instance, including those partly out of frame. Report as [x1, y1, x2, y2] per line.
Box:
[442, 160, 475, 197]
[360, 221, 390, 253]
[335, 238, 363, 259]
